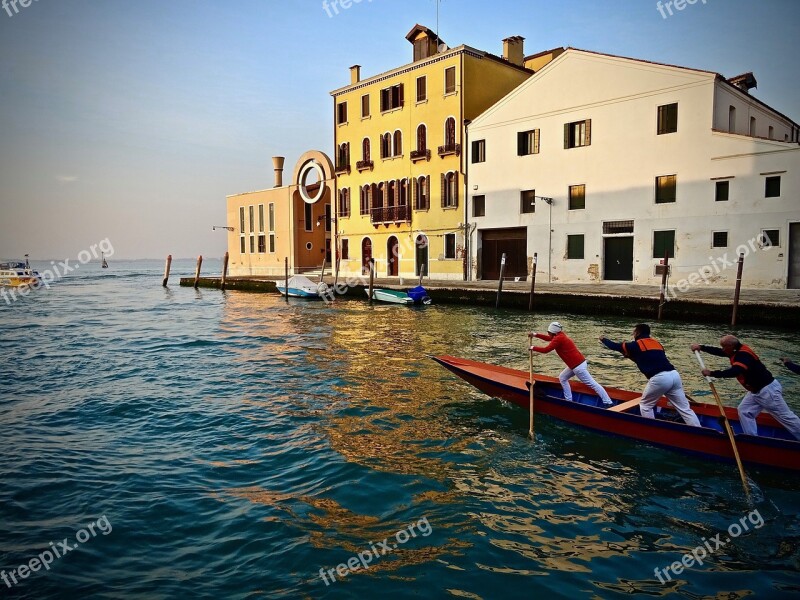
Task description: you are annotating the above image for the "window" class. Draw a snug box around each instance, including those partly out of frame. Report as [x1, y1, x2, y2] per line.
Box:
[249, 236, 255, 254]
[444, 117, 456, 148]
[657, 103, 678, 135]
[715, 180, 730, 202]
[416, 124, 427, 151]
[399, 179, 409, 207]
[380, 133, 391, 159]
[444, 66, 456, 94]
[517, 129, 540, 155]
[413, 38, 429, 61]
[603, 220, 634, 234]
[472, 195, 485, 217]
[239, 207, 245, 233]
[444, 233, 456, 259]
[728, 106, 736, 132]
[258, 235, 266, 253]
[304, 203, 313, 232]
[441, 172, 458, 208]
[761, 229, 780, 247]
[768, 126, 774, 139]
[416, 76, 427, 102]
[360, 185, 370, 215]
[249, 206, 255, 232]
[268, 202, 275, 232]
[325, 204, 332, 232]
[655, 175, 677, 203]
[240, 237, 246, 254]
[565, 119, 591, 148]
[415, 176, 430, 210]
[653, 230, 675, 259]
[258, 204, 264, 232]
[362, 138, 370, 161]
[712, 231, 728, 248]
[339, 188, 350, 217]
[336, 142, 350, 170]
[471, 140, 486, 163]
[750, 117, 756, 137]
[341, 239, 349, 260]
[568, 184, 585, 210]
[765, 176, 781, 198]
[567, 235, 584, 259]
[269, 233, 275, 253]
[520, 189, 536, 214]
[337, 102, 347, 125]
[393, 130, 402, 156]
[380, 84, 404, 112]
[361, 94, 369, 118]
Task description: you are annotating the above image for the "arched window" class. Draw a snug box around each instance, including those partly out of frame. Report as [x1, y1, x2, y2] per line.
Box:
[360, 185, 370, 215]
[387, 180, 396, 207]
[415, 175, 430, 210]
[417, 124, 427, 151]
[362, 138, 370, 161]
[442, 171, 458, 208]
[393, 130, 402, 156]
[399, 179, 409, 206]
[381, 133, 391, 159]
[444, 117, 456, 148]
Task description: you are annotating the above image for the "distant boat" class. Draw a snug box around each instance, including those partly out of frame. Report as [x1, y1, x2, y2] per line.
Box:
[276, 275, 329, 299]
[366, 288, 414, 305]
[101, 253, 108, 268]
[0, 255, 42, 287]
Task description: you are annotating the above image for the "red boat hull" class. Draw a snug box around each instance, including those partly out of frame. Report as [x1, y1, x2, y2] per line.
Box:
[433, 355, 800, 472]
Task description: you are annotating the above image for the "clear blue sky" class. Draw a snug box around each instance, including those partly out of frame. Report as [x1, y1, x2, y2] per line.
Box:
[1, 0, 798, 260]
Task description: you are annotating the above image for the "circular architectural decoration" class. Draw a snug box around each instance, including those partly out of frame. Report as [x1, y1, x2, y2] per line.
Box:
[298, 160, 326, 204]
[306, 242, 313, 251]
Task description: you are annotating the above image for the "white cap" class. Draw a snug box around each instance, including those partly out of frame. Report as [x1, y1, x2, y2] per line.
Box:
[547, 322, 563, 334]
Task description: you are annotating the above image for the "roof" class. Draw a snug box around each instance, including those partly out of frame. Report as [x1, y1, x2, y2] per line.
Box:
[405, 23, 444, 45]
[523, 46, 564, 61]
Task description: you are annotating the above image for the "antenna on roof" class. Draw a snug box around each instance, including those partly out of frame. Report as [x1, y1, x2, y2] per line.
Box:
[436, 0, 443, 48]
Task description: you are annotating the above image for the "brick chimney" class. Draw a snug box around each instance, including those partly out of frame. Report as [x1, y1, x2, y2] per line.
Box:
[502, 36, 525, 67]
[350, 65, 361, 85]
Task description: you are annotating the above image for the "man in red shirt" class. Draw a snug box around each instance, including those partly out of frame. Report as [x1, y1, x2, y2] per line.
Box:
[530, 322, 613, 406]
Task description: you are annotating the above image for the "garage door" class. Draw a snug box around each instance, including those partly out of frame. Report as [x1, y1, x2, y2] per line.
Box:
[481, 228, 528, 280]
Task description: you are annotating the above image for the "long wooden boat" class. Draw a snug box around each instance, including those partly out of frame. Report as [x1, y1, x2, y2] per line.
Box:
[433, 355, 800, 472]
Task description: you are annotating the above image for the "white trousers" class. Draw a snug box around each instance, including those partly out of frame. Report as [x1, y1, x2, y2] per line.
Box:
[737, 379, 800, 440]
[559, 361, 612, 404]
[641, 370, 701, 427]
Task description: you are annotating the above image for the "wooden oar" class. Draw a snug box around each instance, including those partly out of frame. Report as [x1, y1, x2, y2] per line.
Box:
[529, 348, 535, 440]
[694, 351, 751, 499]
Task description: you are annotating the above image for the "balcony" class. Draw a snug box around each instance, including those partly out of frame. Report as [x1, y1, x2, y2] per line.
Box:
[356, 159, 374, 172]
[370, 205, 411, 225]
[410, 148, 431, 162]
[437, 143, 461, 157]
[334, 162, 351, 175]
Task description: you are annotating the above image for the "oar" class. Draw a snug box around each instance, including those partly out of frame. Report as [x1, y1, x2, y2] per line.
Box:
[694, 351, 751, 499]
[527, 333, 535, 440]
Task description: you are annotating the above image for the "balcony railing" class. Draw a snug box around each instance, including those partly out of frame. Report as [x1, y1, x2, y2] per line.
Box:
[370, 205, 411, 225]
[437, 143, 461, 157]
[410, 148, 431, 162]
[356, 159, 374, 172]
[334, 162, 351, 175]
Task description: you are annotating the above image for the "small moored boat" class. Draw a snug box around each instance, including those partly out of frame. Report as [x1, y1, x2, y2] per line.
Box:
[367, 288, 414, 305]
[433, 355, 800, 472]
[276, 275, 329, 299]
[407, 285, 432, 305]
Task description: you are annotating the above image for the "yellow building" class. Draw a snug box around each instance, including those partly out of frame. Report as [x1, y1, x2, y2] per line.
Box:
[226, 151, 335, 276]
[330, 24, 561, 280]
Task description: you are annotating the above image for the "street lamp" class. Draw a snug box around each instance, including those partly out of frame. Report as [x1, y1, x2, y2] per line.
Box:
[540, 197, 554, 283]
[212, 226, 234, 231]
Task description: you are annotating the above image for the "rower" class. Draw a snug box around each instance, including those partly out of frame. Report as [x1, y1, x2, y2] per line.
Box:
[692, 337, 800, 440]
[600, 323, 700, 426]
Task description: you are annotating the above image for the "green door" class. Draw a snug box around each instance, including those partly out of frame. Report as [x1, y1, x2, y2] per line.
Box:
[604, 237, 634, 281]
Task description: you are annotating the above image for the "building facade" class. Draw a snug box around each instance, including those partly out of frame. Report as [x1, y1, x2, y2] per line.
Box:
[226, 151, 335, 277]
[330, 25, 559, 281]
[468, 48, 800, 288]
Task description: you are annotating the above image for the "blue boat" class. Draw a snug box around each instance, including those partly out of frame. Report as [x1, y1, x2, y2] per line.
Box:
[276, 275, 329, 299]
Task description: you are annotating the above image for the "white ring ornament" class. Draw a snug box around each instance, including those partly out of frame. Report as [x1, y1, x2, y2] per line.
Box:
[299, 161, 326, 204]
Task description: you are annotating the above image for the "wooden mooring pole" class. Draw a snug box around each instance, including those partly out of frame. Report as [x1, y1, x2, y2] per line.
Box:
[495, 253, 507, 309]
[657, 252, 670, 321]
[319, 259, 326, 283]
[731, 252, 745, 326]
[528, 252, 538, 312]
[418, 263, 425, 287]
[284, 257, 289, 302]
[193, 255, 203, 289]
[334, 257, 340, 289]
[221, 251, 229, 291]
[368, 258, 375, 305]
[162, 255, 172, 287]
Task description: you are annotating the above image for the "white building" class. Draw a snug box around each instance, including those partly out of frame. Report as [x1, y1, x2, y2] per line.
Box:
[467, 48, 800, 289]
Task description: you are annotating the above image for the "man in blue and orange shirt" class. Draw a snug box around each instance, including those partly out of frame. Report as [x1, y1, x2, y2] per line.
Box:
[601, 323, 700, 426]
[692, 336, 800, 440]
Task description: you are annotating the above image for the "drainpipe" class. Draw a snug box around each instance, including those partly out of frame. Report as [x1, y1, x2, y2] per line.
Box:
[463, 119, 472, 281]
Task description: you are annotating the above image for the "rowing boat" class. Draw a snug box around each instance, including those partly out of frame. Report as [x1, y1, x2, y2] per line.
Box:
[432, 355, 800, 472]
[366, 288, 414, 305]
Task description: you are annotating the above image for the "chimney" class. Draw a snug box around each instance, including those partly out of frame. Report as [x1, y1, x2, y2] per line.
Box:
[272, 156, 285, 188]
[502, 36, 525, 67]
[350, 65, 361, 85]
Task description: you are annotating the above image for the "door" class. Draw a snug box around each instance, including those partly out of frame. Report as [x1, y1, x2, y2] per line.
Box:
[480, 228, 527, 280]
[325, 239, 332, 265]
[789, 223, 800, 289]
[604, 237, 634, 281]
[387, 236, 399, 276]
[362, 238, 372, 275]
[415, 235, 429, 277]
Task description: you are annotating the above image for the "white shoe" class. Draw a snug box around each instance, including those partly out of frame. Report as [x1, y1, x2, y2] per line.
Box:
[602, 399, 614, 407]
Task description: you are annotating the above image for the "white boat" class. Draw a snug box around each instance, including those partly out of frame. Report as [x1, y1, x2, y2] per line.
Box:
[0, 257, 42, 288]
[276, 275, 329, 299]
[366, 288, 415, 305]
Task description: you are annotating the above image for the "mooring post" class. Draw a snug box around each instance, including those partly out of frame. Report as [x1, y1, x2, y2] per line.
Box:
[284, 257, 289, 302]
[162, 254, 172, 287]
[193, 255, 203, 289]
[731, 252, 745, 326]
[418, 263, 425, 287]
[334, 257, 340, 289]
[221, 251, 229, 291]
[495, 253, 507, 309]
[319, 259, 326, 283]
[528, 252, 538, 312]
[368, 258, 375, 306]
[657, 252, 670, 321]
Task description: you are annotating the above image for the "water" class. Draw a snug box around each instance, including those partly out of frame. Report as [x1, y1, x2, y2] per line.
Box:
[1, 260, 799, 599]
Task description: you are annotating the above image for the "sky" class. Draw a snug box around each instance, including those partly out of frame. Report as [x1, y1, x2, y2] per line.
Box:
[0, 0, 798, 260]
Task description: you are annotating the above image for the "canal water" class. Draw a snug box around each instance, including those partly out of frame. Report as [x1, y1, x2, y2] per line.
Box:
[1, 260, 799, 599]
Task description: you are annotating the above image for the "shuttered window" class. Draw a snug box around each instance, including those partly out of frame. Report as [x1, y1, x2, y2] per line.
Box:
[380, 84, 404, 112]
[657, 103, 678, 135]
[517, 129, 540, 155]
[656, 175, 677, 203]
[444, 67, 456, 94]
[567, 235, 584, 259]
[520, 190, 536, 214]
[416, 76, 427, 102]
[564, 119, 591, 148]
[712, 231, 728, 248]
[471, 140, 486, 163]
[337, 102, 347, 124]
[653, 230, 675, 259]
[568, 185, 585, 210]
[441, 172, 458, 208]
[361, 95, 370, 118]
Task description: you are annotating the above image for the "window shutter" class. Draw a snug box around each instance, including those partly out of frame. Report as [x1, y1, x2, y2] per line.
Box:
[454, 172, 459, 207]
[534, 130, 540, 154]
[411, 177, 416, 209]
[564, 123, 570, 149]
[517, 132, 525, 156]
[399, 84, 404, 107]
[585, 119, 591, 146]
[441, 173, 446, 208]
